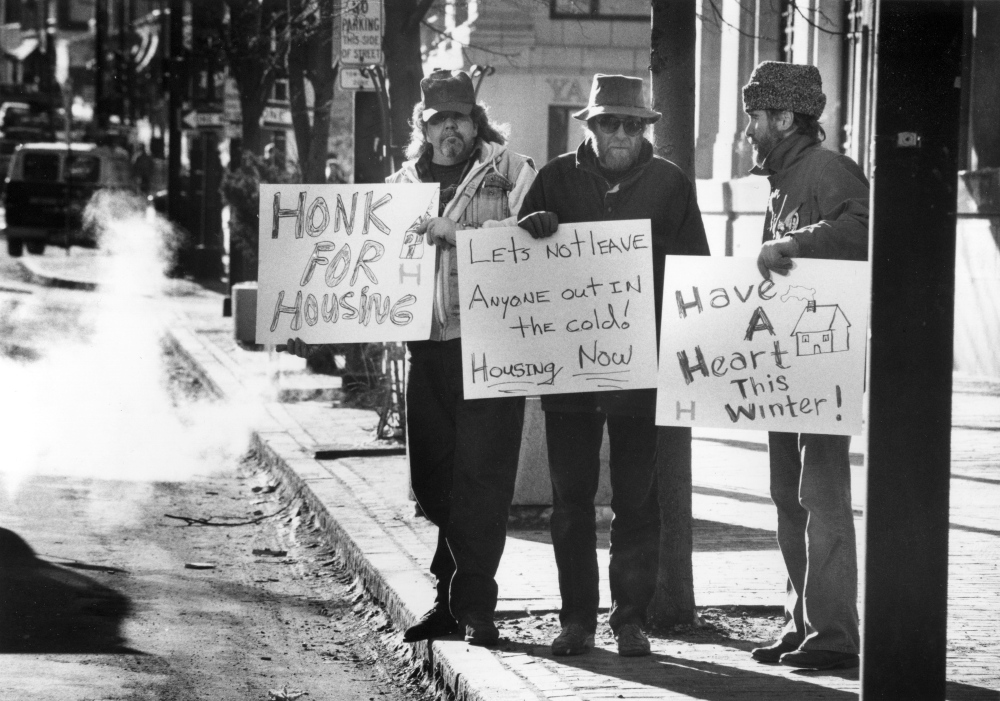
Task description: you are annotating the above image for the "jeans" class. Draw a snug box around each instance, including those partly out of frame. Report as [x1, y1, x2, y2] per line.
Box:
[768, 431, 860, 654]
[545, 410, 660, 633]
[406, 339, 525, 621]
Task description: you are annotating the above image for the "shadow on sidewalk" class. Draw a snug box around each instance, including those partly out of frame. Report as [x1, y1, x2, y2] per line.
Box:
[509, 518, 778, 552]
[0, 527, 134, 653]
[505, 641, 859, 699]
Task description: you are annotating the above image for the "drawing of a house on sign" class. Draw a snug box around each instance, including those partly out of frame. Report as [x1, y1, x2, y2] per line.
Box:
[791, 301, 852, 356]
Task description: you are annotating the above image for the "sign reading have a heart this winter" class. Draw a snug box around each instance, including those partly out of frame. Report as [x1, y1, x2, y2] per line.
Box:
[655, 256, 870, 436]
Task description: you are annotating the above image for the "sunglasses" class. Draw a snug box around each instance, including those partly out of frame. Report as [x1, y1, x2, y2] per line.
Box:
[594, 115, 645, 137]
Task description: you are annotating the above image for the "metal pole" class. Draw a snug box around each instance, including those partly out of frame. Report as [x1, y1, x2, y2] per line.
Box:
[862, 1, 964, 698]
[167, 0, 184, 227]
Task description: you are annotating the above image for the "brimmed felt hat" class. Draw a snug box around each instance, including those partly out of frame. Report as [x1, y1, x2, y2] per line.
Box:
[573, 74, 661, 122]
[742, 61, 826, 119]
[420, 69, 476, 121]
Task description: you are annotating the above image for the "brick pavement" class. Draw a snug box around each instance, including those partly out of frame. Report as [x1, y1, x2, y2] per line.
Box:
[166, 307, 1000, 700]
[19, 255, 1000, 700]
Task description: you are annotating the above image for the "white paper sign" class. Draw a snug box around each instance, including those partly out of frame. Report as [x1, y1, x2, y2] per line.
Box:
[655, 257, 870, 435]
[256, 183, 438, 345]
[457, 220, 658, 399]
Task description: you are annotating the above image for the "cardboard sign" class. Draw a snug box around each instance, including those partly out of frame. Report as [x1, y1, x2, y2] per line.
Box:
[655, 257, 870, 435]
[256, 183, 439, 345]
[457, 220, 658, 399]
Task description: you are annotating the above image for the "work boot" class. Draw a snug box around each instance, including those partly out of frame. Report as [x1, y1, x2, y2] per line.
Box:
[461, 612, 500, 647]
[779, 649, 859, 670]
[402, 604, 459, 643]
[751, 638, 800, 663]
[615, 623, 651, 657]
[551, 623, 595, 656]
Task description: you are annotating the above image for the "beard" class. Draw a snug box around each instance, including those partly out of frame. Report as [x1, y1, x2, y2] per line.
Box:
[751, 129, 779, 167]
[437, 132, 470, 161]
[593, 137, 642, 173]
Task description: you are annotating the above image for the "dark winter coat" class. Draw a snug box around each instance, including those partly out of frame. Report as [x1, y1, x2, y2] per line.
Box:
[753, 132, 869, 260]
[518, 138, 710, 417]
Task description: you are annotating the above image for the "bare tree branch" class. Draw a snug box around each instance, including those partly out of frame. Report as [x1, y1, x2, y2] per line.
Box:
[421, 19, 522, 62]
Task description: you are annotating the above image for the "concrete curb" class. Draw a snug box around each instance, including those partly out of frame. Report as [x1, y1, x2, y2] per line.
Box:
[16, 259, 99, 291]
[166, 326, 544, 701]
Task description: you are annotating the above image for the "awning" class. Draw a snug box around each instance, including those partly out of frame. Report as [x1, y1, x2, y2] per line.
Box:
[5, 37, 39, 62]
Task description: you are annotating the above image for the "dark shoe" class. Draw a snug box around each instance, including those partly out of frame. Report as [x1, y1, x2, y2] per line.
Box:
[461, 612, 500, 647]
[779, 649, 859, 670]
[751, 639, 800, 663]
[402, 605, 459, 643]
[615, 623, 651, 657]
[551, 623, 595, 656]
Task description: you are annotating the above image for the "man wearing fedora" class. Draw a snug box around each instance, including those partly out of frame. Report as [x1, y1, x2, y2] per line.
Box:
[743, 61, 868, 671]
[283, 69, 535, 648]
[517, 73, 709, 657]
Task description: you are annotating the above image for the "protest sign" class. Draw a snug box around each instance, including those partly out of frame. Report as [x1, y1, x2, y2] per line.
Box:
[457, 220, 658, 399]
[655, 256, 870, 435]
[256, 183, 438, 345]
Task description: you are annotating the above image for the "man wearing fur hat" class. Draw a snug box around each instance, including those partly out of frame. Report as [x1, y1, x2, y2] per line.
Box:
[517, 73, 710, 658]
[284, 70, 536, 648]
[742, 61, 869, 671]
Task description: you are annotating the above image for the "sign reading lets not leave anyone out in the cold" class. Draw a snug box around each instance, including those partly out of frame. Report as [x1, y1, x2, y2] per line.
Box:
[256, 183, 439, 345]
[457, 220, 658, 399]
[655, 256, 870, 436]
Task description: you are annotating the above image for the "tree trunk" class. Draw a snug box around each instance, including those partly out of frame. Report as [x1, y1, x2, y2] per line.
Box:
[224, 0, 281, 156]
[648, 0, 698, 630]
[382, 0, 426, 173]
[650, 0, 697, 179]
[288, 0, 336, 183]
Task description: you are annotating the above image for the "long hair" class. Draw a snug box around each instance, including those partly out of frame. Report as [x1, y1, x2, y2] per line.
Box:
[404, 103, 509, 161]
[767, 109, 826, 142]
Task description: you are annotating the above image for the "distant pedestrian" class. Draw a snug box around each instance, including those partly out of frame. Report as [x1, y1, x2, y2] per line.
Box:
[743, 61, 869, 671]
[282, 69, 536, 648]
[131, 145, 154, 195]
[517, 73, 710, 658]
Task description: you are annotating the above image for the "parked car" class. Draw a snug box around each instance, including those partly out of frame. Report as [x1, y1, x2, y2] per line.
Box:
[0, 100, 59, 182]
[2, 142, 135, 257]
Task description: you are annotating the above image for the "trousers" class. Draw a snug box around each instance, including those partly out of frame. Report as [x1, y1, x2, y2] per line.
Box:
[406, 339, 525, 620]
[544, 410, 660, 633]
[768, 431, 860, 654]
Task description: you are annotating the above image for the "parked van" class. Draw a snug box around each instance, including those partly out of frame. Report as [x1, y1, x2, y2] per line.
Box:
[3, 142, 135, 257]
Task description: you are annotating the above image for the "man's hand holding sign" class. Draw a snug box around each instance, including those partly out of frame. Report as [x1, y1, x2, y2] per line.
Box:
[457, 219, 659, 399]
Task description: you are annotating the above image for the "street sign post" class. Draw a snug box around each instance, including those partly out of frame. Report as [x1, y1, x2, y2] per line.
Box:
[182, 110, 225, 130]
[340, 0, 383, 69]
[340, 67, 376, 91]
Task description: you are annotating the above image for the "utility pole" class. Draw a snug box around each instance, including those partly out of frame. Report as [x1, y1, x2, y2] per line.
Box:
[166, 0, 185, 229]
[862, 1, 964, 698]
[94, 0, 108, 129]
[647, 0, 698, 630]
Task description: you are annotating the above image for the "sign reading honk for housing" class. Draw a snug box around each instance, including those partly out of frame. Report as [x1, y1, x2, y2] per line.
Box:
[256, 183, 439, 345]
[655, 256, 870, 436]
[457, 220, 658, 399]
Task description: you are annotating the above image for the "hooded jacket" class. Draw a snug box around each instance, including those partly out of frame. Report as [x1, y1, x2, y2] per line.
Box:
[518, 138, 710, 417]
[387, 139, 535, 341]
[752, 132, 869, 260]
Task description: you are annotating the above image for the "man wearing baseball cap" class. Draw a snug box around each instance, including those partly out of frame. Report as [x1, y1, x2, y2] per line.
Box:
[742, 61, 869, 671]
[283, 69, 535, 648]
[386, 69, 537, 648]
[517, 73, 710, 658]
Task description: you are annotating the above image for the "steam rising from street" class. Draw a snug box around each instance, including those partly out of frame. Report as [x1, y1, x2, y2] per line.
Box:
[0, 193, 260, 511]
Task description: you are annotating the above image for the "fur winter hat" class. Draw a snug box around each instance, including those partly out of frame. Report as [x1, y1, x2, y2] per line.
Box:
[742, 61, 826, 119]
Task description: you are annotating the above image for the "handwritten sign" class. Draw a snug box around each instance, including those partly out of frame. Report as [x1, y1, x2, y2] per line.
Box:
[655, 256, 870, 435]
[256, 183, 438, 345]
[457, 220, 658, 399]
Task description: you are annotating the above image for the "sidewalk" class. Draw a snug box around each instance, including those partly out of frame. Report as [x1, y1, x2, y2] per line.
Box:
[21, 253, 1000, 700]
